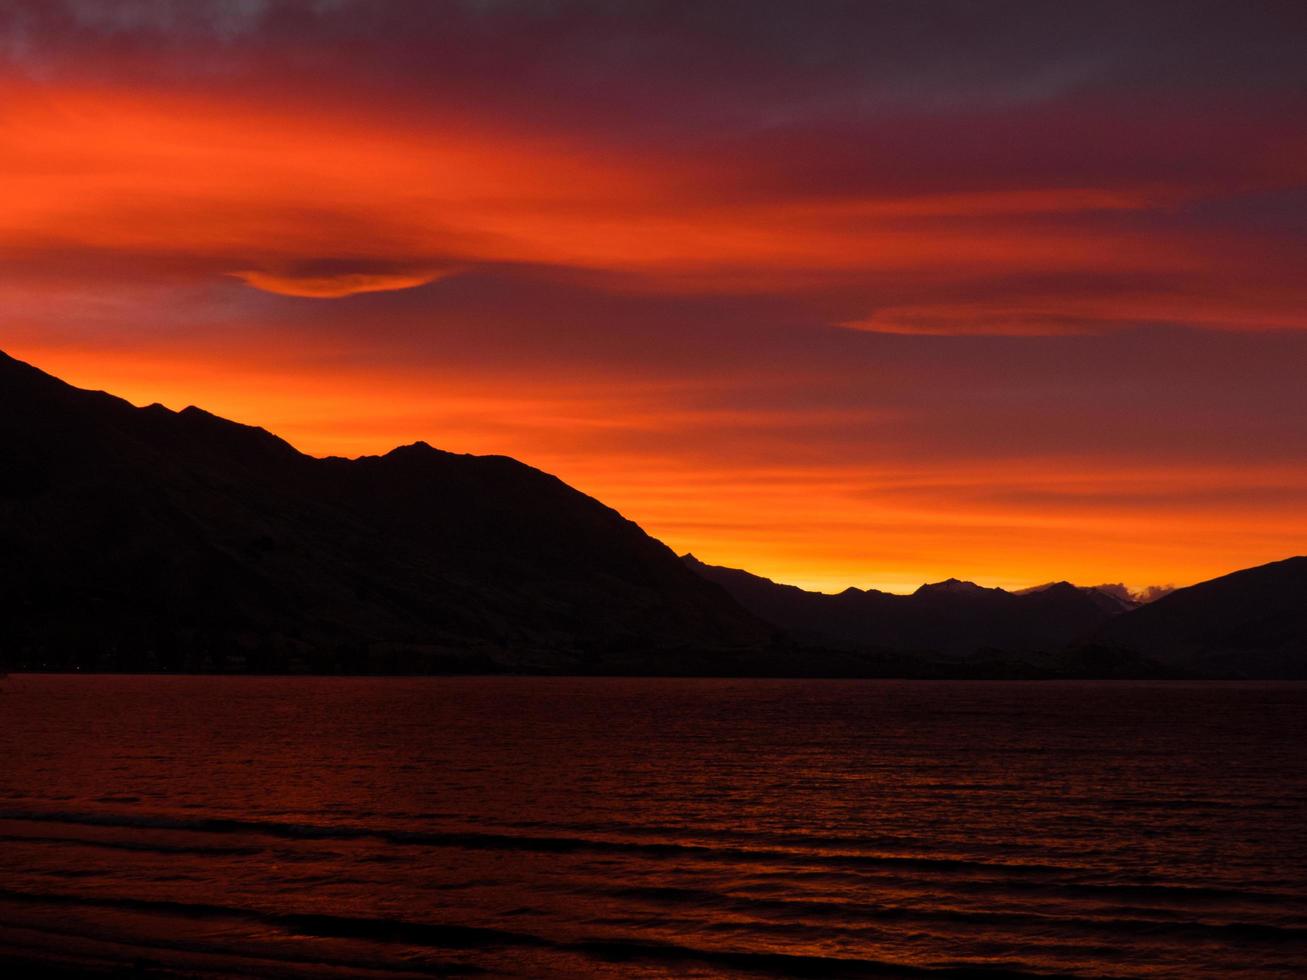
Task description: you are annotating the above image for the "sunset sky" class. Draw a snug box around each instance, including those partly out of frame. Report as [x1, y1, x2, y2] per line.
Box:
[3, 0, 1306, 593]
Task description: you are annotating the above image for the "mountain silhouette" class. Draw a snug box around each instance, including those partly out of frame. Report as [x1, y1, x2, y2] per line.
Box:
[681, 555, 1126, 656]
[1013, 581, 1140, 613]
[0, 351, 770, 673]
[1093, 556, 1307, 677]
[3, 351, 1302, 677]
[683, 555, 1307, 676]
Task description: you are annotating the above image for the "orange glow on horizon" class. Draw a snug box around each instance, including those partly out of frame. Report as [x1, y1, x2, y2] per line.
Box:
[4, 33, 1306, 595]
[11, 341, 1306, 598]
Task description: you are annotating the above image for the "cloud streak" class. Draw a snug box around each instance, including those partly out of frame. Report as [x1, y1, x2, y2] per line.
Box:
[233, 267, 456, 299]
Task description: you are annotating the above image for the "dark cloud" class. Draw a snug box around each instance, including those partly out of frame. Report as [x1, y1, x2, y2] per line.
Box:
[6, 1, 1306, 120]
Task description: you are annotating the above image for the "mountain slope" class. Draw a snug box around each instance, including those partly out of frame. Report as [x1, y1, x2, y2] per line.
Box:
[5, 351, 1301, 678]
[682, 555, 1123, 655]
[1094, 557, 1307, 677]
[0, 351, 768, 673]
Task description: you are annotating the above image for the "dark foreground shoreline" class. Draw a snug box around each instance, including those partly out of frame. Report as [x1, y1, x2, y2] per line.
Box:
[2, 669, 1234, 681]
[0, 643, 1228, 681]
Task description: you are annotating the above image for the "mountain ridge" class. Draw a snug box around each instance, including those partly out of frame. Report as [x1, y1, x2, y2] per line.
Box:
[681, 553, 1306, 677]
[2, 350, 1303, 677]
[681, 554, 1126, 656]
[1093, 556, 1307, 677]
[0, 350, 772, 674]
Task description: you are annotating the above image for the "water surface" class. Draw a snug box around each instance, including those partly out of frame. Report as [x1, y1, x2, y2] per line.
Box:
[1, 676, 1304, 977]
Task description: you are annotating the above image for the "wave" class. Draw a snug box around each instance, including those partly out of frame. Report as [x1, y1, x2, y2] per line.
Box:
[593, 883, 1307, 944]
[4, 808, 1302, 915]
[0, 885, 1100, 978]
[0, 831, 265, 857]
[0, 808, 1099, 878]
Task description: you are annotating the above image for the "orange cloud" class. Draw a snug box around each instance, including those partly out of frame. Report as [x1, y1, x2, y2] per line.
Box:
[847, 287, 1307, 336]
[233, 268, 456, 299]
[2, 79, 1292, 304]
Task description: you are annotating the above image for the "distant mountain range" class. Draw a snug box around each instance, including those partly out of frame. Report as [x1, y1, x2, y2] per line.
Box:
[682, 556, 1307, 678]
[1, 350, 1303, 677]
[682, 555, 1133, 654]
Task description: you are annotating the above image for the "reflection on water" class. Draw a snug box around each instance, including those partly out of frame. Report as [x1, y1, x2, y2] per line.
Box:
[0, 676, 1304, 977]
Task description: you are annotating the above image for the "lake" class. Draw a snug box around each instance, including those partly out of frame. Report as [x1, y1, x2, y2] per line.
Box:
[1, 676, 1304, 977]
